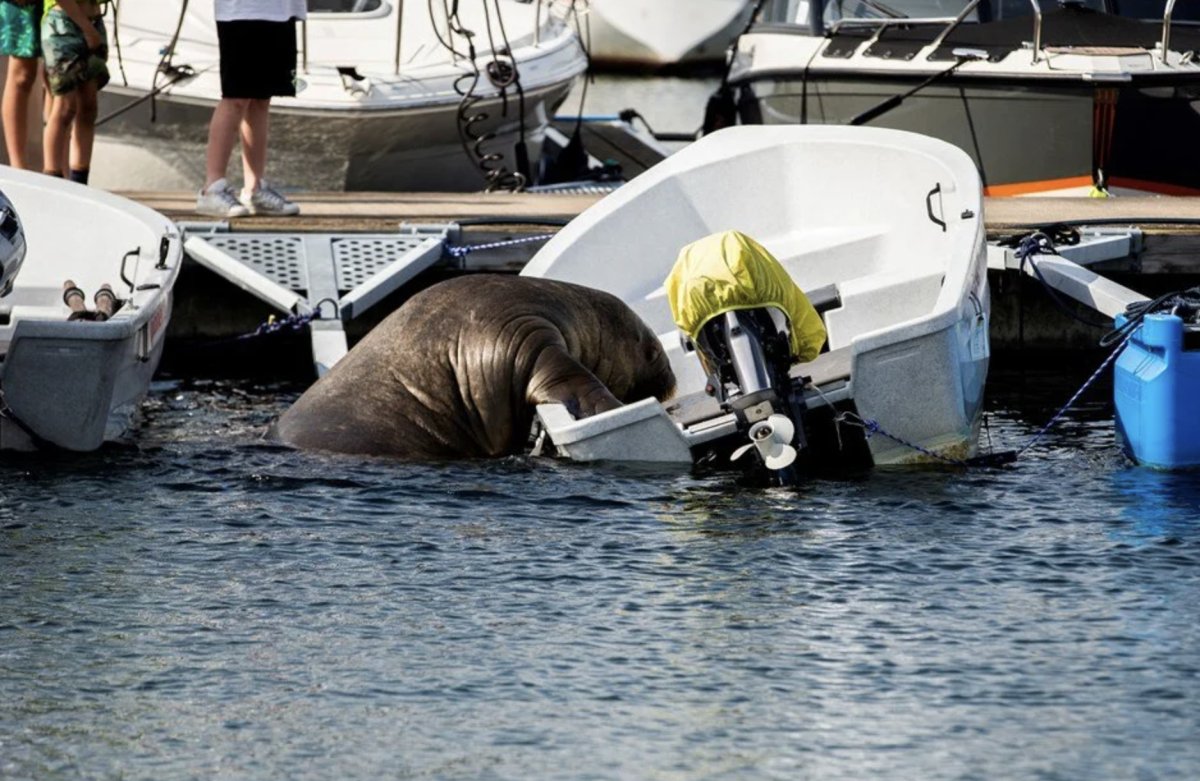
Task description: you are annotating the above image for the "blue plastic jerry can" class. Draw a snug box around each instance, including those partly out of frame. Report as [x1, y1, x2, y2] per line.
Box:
[1113, 313, 1200, 469]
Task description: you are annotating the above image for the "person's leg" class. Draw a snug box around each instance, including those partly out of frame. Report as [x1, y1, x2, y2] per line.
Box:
[42, 89, 76, 176]
[204, 96, 249, 189]
[239, 97, 270, 193]
[237, 18, 299, 214]
[237, 97, 297, 215]
[2, 55, 39, 169]
[67, 77, 97, 182]
[197, 96, 251, 216]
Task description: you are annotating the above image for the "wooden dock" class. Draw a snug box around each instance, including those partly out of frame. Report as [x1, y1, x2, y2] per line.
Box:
[135, 190, 1200, 369]
[126, 190, 1200, 273]
[125, 190, 1200, 228]
[122, 190, 606, 233]
[985, 197, 1200, 274]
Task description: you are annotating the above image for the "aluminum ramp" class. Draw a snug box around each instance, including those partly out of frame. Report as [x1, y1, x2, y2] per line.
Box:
[182, 223, 449, 376]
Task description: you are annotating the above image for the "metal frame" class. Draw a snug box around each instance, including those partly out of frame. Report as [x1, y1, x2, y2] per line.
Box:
[181, 223, 452, 377]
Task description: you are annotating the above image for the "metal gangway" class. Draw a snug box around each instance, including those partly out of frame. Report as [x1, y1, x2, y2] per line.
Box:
[181, 222, 452, 376]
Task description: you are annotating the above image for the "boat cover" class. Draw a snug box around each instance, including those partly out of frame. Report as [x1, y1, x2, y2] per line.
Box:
[665, 230, 826, 362]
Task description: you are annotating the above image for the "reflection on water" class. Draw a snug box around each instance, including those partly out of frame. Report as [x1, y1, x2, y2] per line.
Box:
[2, 363, 1199, 780]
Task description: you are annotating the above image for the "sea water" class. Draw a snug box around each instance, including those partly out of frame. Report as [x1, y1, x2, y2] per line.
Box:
[4, 68, 1199, 780]
[2, 360, 1198, 781]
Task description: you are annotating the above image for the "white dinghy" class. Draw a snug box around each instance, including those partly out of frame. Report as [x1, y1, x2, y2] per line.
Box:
[0, 167, 182, 451]
[91, 0, 587, 191]
[523, 125, 990, 474]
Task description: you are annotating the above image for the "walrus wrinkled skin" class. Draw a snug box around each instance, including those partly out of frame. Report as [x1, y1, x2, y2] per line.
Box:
[272, 275, 676, 459]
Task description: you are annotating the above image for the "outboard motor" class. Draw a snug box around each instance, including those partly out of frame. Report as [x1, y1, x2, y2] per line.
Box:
[0, 190, 27, 298]
[666, 230, 828, 481]
[691, 307, 803, 471]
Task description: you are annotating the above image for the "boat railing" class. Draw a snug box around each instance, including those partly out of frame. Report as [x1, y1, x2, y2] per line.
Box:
[394, 0, 405, 73]
[829, 15, 959, 34]
[928, 0, 982, 52]
[818, 0, 1189, 65]
[1162, 0, 1180, 61]
[298, 0, 551, 77]
[1028, 0, 1043, 63]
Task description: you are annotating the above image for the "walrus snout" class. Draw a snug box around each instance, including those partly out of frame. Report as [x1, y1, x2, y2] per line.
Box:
[625, 334, 676, 403]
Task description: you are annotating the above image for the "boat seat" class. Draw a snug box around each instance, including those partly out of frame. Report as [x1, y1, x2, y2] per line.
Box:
[805, 283, 842, 314]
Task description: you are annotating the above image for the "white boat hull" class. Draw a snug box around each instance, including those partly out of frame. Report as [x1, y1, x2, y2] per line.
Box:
[80, 0, 587, 192]
[93, 78, 575, 192]
[0, 167, 181, 451]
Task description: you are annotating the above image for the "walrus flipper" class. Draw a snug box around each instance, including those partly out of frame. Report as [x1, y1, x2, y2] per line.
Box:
[527, 344, 622, 419]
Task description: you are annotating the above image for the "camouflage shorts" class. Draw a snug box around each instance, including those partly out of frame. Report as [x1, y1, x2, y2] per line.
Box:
[41, 8, 109, 95]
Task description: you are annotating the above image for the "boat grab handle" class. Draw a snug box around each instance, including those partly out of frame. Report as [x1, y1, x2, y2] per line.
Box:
[926, 183, 947, 232]
[1027, 0, 1043, 64]
[1162, 0, 1179, 62]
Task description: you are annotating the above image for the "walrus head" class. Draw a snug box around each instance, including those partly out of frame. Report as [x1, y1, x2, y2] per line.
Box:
[621, 328, 676, 404]
[571, 286, 676, 406]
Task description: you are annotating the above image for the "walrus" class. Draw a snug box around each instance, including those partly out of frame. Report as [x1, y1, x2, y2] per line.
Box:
[272, 275, 676, 459]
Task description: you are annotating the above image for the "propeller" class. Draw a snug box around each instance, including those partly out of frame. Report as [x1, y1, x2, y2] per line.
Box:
[731, 414, 798, 470]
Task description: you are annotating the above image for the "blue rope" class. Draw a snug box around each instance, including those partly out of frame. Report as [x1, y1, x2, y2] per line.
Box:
[1014, 231, 1114, 330]
[445, 233, 556, 259]
[1015, 329, 1134, 455]
[808, 231, 1137, 467]
[837, 411, 971, 467]
[236, 298, 338, 341]
[832, 328, 1134, 467]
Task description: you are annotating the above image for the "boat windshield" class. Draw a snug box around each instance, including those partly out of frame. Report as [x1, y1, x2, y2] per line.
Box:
[1112, 0, 1200, 22]
[307, 0, 385, 12]
[823, 0, 982, 24]
[775, 0, 1200, 25]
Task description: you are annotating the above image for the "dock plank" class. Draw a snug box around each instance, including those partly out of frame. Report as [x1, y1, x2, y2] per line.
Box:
[123, 191, 1200, 235]
[984, 197, 1200, 234]
[121, 190, 1200, 275]
[118, 190, 606, 232]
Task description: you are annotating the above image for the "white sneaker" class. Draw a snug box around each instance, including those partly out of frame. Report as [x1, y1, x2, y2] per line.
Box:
[241, 181, 300, 216]
[196, 178, 250, 218]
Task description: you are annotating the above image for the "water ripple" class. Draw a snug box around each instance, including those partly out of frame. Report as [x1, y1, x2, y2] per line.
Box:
[1, 364, 1199, 780]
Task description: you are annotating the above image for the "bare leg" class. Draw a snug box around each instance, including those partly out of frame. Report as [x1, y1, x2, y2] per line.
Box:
[67, 79, 99, 173]
[239, 98, 271, 193]
[2, 56, 39, 169]
[42, 91, 77, 176]
[204, 97, 249, 188]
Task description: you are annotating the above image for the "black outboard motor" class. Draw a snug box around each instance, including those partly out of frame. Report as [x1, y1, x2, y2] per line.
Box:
[667, 230, 830, 482]
[690, 307, 804, 476]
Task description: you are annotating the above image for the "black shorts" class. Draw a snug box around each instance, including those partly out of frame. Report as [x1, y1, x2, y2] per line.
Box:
[216, 19, 298, 99]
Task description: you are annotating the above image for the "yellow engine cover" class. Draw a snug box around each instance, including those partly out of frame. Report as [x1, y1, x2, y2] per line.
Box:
[665, 230, 826, 363]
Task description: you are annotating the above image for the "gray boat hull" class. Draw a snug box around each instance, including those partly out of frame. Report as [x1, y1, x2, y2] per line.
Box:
[748, 76, 1101, 194]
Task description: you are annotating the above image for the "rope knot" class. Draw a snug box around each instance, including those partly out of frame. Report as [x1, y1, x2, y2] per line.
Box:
[1015, 231, 1059, 262]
